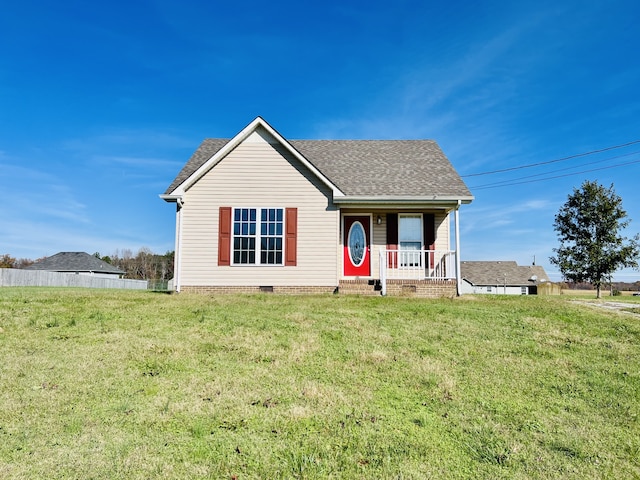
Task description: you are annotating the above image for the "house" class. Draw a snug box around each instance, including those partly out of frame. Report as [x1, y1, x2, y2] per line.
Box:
[460, 261, 550, 295]
[161, 117, 473, 296]
[24, 252, 125, 278]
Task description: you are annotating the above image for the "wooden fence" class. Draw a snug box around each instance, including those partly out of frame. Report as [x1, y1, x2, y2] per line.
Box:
[0, 268, 148, 290]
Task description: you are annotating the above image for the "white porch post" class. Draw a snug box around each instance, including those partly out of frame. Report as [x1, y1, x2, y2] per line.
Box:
[379, 249, 387, 296]
[455, 201, 462, 296]
[174, 199, 183, 293]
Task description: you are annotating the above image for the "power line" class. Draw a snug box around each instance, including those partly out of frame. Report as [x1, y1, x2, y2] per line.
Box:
[469, 150, 640, 190]
[461, 139, 640, 178]
[470, 157, 640, 190]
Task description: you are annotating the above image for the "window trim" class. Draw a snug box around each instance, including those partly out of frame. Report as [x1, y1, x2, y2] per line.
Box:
[398, 213, 423, 267]
[231, 207, 285, 266]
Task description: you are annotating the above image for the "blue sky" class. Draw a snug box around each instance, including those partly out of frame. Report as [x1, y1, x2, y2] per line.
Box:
[2, 0, 639, 281]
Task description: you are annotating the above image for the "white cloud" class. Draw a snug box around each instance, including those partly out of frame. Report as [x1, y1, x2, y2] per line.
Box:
[1, 162, 90, 224]
[0, 214, 172, 260]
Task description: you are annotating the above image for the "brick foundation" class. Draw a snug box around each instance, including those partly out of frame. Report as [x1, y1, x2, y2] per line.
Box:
[179, 280, 457, 298]
[179, 285, 337, 295]
[339, 279, 457, 298]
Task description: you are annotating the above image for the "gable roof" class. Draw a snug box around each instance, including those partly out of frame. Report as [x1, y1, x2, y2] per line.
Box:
[163, 117, 343, 200]
[163, 117, 473, 203]
[461, 261, 550, 286]
[24, 252, 125, 275]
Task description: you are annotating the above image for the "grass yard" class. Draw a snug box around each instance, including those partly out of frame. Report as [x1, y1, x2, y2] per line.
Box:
[0, 289, 639, 479]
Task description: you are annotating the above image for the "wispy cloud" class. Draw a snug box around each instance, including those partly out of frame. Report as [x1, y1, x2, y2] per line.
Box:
[464, 198, 554, 232]
[59, 129, 193, 190]
[60, 130, 196, 176]
[1, 161, 89, 224]
[91, 155, 182, 169]
[0, 215, 170, 259]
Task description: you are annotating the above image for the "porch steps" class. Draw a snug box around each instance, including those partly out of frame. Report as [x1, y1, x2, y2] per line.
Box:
[338, 279, 382, 296]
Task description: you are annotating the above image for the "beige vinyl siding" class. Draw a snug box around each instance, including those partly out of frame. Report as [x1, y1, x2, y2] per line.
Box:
[434, 211, 450, 252]
[179, 129, 338, 287]
[371, 214, 386, 279]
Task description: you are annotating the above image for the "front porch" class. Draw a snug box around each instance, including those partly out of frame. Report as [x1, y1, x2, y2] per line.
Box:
[338, 203, 465, 297]
[339, 248, 459, 297]
[380, 248, 456, 295]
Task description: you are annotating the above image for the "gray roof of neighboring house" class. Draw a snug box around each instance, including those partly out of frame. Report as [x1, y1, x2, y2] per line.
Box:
[461, 261, 550, 286]
[24, 252, 125, 274]
[164, 138, 472, 198]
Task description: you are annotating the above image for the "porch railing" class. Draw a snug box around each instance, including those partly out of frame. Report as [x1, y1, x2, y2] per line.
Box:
[379, 249, 457, 295]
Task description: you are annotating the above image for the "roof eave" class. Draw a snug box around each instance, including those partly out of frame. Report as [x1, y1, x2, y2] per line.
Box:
[333, 195, 474, 207]
[160, 194, 181, 203]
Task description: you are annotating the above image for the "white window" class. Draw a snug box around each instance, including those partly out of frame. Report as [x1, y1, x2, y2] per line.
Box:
[399, 214, 422, 266]
[233, 208, 283, 265]
[521, 286, 527, 295]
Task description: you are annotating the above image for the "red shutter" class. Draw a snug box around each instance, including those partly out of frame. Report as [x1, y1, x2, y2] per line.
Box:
[218, 207, 232, 266]
[423, 213, 435, 267]
[285, 208, 297, 266]
[386, 213, 398, 267]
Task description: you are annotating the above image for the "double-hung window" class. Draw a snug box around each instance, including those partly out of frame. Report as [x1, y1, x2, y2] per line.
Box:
[260, 208, 283, 264]
[399, 214, 422, 267]
[232, 208, 283, 265]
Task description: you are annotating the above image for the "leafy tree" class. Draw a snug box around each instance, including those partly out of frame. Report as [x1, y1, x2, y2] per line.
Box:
[550, 180, 640, 298]
[0, 255, 37, 269]
[0, 254, 17, 268]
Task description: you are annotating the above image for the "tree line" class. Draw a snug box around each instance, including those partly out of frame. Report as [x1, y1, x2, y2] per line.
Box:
[96, 248, 175, 282]
[0, 249, 175, 283]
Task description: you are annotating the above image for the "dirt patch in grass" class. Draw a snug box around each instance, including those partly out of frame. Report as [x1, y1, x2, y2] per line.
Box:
[573, 300, 640, 316]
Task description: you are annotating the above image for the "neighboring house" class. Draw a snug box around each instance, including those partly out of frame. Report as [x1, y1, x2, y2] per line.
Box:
[161, 117, 473, 296]
[25, 252, 125, 279]
[460, 261, 550, 295]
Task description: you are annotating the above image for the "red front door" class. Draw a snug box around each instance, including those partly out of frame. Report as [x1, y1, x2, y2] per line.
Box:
[343, 216, 371, 276]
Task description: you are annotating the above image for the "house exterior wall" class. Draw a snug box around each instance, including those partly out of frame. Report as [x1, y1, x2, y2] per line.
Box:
[460, 280, 532, 295]
[75, 271, 123, 279]
[178, 128, 339, 288]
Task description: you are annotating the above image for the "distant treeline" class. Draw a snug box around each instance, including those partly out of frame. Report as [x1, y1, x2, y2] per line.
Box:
[0, 254, 39, 269]
[562, 280, 640, 292]
[98, 248, 175, 283]
[0, 249, 175, 283]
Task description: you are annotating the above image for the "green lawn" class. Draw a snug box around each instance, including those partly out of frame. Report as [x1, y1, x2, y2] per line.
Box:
[0, 289, 638, 479]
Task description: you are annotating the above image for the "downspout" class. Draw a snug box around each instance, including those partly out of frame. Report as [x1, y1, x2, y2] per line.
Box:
[455, 200, 462, 296]
[174, 198, 184, 293]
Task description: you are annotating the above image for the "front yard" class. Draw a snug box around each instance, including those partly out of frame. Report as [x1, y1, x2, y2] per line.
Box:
[0, 289, 638, 478]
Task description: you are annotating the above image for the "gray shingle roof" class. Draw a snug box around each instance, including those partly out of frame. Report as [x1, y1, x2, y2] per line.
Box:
[461, 261, 550, 286]
[164, 139, 229, 196]
[24, 252, 125, 274]
[164, 138, 472, 198]
[292, 140, 471, 197]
